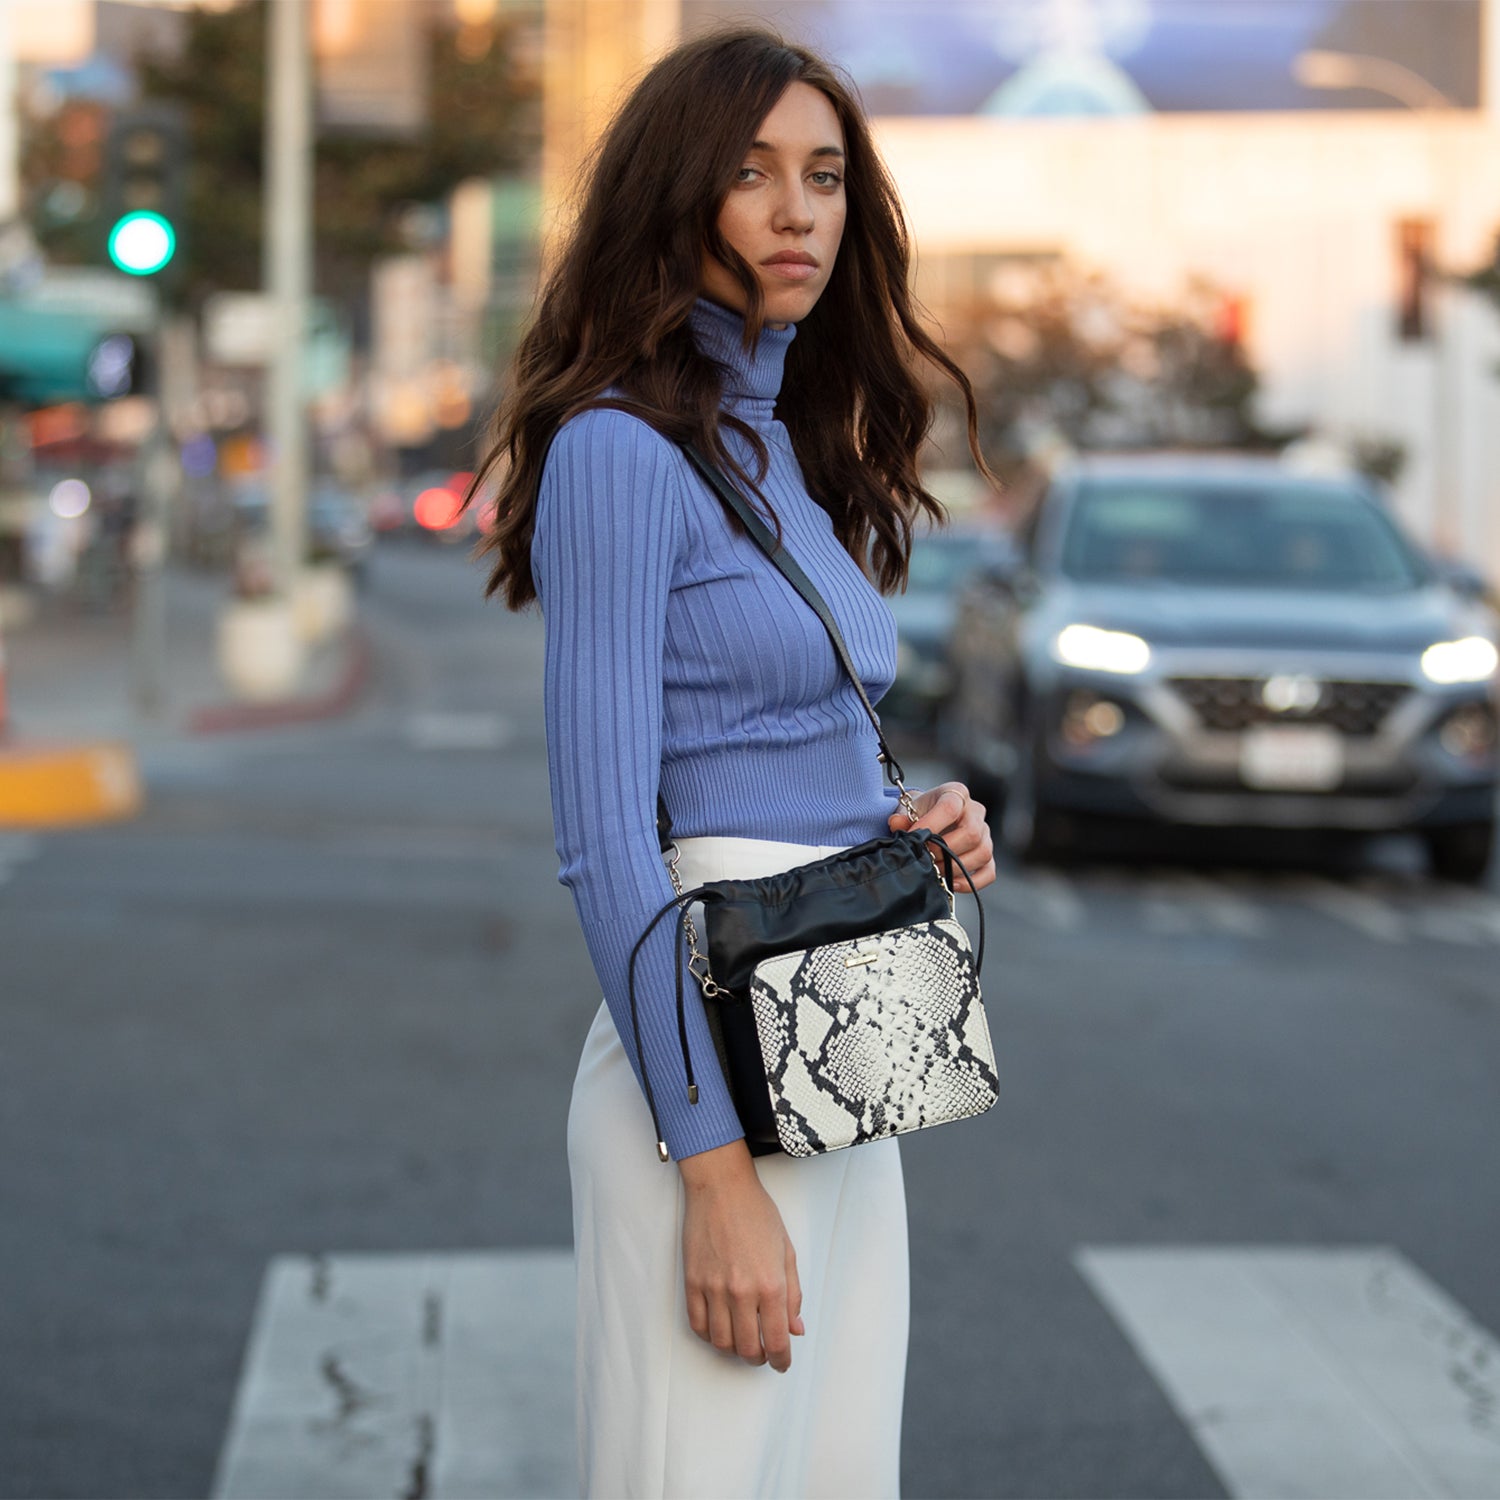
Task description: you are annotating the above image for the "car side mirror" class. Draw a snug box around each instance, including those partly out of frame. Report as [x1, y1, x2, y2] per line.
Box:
[1433, 557, 1490, 603]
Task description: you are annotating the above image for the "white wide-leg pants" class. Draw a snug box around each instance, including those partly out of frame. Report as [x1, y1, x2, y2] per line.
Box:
[568, 835, 910, 1500]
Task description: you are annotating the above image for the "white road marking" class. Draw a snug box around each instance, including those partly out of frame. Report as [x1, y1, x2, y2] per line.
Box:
[1007, 861, 1500, 947]
[1425, 888, 1500, 945]
[0, 834, 40, 887]
[1141, 886, 1197, 935]
[1287, 876, 1406, 943]
[987, 868, 1083, 930]
[1410, 908, 1491, 945]
[1076, 1245, 1500, 1499]
[1029, 868, 1084, 930]
[1155, 871, 1268, 938]
[211, 1250, 574, 1500]
[406, 713, 514, 751]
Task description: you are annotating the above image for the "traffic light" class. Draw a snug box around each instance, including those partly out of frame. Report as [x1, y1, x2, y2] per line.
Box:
[101, 105, 187, 279]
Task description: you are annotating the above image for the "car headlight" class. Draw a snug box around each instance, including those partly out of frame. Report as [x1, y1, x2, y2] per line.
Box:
[1052, 623, 1152, 675]
[1420, 636, 1499, 685]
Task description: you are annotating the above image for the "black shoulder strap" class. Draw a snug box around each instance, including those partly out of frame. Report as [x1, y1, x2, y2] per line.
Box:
[657, 442, 908, 849]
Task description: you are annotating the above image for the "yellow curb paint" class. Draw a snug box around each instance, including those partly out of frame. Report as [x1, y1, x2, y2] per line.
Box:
[0, 742, 143, 827]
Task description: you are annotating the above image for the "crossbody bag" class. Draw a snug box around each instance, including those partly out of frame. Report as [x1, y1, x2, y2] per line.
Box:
[627, 443, 999, 1162]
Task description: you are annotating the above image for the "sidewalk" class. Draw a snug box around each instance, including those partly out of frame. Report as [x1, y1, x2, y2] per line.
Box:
[0, 565, 369, 825]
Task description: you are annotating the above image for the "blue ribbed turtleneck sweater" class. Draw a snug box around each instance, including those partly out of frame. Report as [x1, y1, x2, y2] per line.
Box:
[531, 296, 908, 1160]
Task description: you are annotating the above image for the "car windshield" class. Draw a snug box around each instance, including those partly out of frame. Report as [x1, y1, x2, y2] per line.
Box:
[1058, 480, 1427, 592]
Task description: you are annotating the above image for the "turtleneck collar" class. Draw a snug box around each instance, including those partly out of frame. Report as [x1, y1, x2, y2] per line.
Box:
[688, 296, 796, 421]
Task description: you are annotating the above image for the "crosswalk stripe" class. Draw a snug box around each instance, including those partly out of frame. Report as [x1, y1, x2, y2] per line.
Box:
[211, 1250, 574, 1500]
[1262, 875, 1407, 943]
[1437, 888, 1500, 943]
[0, 833, 40, 889]
[0, 832, 40, 865]
[984, 867, 1085, 930]
[1075, 1245, 1500, 1499]
[1147, 870, 1268, 938]
[406, 713, 514, 751]
[1411, 907, 1492, 945]
[209, 1241, 1500, 1499]
[1027, 868, 1084, 929]
[982, 862, 1500, 947]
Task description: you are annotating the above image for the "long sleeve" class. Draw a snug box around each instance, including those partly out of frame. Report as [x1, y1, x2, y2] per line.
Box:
[531, 408, 746, 1161]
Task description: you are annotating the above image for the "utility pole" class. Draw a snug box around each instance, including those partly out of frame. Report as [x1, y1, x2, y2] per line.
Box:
[0, 1, 18, 225]
[265, 0, 312, 604]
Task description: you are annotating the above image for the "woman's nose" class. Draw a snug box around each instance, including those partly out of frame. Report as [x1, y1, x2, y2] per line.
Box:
[771, 183, 815, 233]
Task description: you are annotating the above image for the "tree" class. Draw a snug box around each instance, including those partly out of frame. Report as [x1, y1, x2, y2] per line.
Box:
[23, 1, 541, 310]
[934, 260, 1277, 483]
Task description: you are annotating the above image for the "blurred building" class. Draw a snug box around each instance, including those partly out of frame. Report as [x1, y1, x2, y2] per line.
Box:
[542, 0, 678, 232]
[876, 108, 1500, 557]
[676, 0, 1500, 582]
[3, 0, 544, 490]
[8, 0, 1500, 582]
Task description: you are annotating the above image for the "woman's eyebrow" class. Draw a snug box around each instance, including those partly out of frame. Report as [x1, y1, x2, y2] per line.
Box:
[748, 141, 846, 160]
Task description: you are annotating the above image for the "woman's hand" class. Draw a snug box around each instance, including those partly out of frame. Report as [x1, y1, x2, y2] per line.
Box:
[887, 780, 996, 893]
[678, 1140, 803, 1372]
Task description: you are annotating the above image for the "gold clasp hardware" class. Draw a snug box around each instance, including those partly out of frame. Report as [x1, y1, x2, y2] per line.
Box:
[845, 949, 879, 968]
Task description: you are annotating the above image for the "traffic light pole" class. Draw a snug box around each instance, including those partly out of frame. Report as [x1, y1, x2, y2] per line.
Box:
[0, 1, 18, 226]
[265, 0, 312, 605]
[130, 313, 191, 721]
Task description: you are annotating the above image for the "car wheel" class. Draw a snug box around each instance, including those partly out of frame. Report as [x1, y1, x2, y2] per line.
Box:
[1000, 722, 1074, 864]
[1424, 820, 1496, 884]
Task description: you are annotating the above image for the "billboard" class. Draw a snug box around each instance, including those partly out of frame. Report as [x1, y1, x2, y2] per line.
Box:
[682, 0, 1483, 116]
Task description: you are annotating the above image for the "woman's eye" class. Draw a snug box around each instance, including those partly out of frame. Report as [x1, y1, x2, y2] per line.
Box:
[810, 170, 844, 189]
[735, 166, 763, 184]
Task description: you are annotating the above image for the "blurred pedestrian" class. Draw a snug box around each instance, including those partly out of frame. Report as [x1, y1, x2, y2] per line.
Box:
[469, 28, 996, 1498]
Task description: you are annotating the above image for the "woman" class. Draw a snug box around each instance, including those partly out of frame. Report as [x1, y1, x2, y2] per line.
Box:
[468, 27, 997, 1498]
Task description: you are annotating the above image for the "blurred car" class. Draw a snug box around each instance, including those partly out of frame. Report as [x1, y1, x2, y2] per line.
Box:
[882, 523, 1018, 729]
[231, 479, 374, 583]
[308, 481, 374, 582]
[371, 470, 489, 542]
[942, 452, 1500, 881]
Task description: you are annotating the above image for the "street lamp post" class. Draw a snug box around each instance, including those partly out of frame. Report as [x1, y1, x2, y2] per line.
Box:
[266, 0, 312, 606]
[1293, 50, 1456, 112]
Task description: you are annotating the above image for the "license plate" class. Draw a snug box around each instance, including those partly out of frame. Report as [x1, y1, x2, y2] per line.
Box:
[1239, 725, 1345, 790]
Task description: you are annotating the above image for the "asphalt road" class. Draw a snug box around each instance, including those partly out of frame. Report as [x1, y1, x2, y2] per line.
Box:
[2, 541, 1497, 1499]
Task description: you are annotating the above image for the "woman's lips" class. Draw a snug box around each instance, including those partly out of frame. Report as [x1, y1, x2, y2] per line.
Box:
[762, 260, 819, 282]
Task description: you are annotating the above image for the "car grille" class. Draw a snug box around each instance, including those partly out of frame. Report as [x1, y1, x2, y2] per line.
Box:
[1168, 677, 1411, 736]
[1158, 760, 1419, 796]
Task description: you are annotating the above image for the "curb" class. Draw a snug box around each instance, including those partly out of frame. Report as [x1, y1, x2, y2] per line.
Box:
[0, 740, 143, 828]
[187, 621, 373, 735]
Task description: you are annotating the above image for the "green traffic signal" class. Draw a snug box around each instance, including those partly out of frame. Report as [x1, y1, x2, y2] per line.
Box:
[108, 210, 177, 277]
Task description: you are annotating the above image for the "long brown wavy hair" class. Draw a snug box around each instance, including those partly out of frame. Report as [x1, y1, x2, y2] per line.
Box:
[465, 26, 990, 609]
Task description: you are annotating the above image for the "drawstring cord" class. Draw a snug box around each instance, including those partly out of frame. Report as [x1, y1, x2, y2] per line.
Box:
[627, 881, 723, 1162]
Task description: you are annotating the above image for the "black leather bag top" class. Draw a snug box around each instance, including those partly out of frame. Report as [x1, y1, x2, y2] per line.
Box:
[700, 826, 960, 996]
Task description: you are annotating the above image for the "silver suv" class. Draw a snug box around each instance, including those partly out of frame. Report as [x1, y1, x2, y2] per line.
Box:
[943, 453, 1499, 881]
